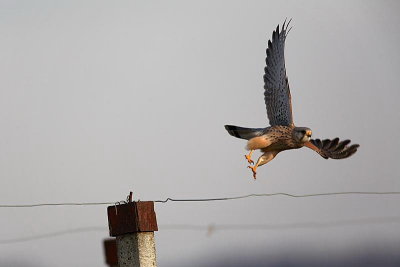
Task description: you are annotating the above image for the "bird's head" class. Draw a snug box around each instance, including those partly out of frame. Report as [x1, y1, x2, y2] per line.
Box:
[293, 127, 312, 143]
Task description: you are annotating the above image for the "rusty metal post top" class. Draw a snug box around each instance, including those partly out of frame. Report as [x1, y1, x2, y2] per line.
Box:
[107, 201, 158, 237]
[103, 238, 118, 266]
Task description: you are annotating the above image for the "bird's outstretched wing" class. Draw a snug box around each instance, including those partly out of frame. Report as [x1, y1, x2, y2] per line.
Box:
[264, 19, 293, 126]
[305, 138, 360, 159]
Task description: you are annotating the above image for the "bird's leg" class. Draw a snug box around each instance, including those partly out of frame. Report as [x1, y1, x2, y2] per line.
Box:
[247, 151, 277, 179]
[244, 150, 254, 165]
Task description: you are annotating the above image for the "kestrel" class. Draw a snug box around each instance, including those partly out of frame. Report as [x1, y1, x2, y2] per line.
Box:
[224, 20, 359, 179]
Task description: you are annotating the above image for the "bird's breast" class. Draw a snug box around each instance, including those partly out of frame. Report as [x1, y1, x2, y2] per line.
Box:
[262, 135, 302, 152]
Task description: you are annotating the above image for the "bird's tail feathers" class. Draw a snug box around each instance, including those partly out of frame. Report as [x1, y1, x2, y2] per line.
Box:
[224, 125, 265, 140]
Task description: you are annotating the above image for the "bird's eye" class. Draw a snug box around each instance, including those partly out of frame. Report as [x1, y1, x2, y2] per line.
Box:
[301, 130, 306, 134]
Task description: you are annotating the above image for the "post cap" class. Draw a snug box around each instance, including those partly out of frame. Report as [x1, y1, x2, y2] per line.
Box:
[107, 201, 158, 236]
[103, 238, 118, 266]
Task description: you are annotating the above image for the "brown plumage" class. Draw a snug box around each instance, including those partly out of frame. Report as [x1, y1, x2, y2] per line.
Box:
[244, 126, 312, 178]
[224, 20, 359, 179]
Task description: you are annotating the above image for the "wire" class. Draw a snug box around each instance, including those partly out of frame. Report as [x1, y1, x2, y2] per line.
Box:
[0, 227, 106, 244]
[161, 216, 400, 231]
[1, 191, 400, 208]
[1, 216, 400, 244]
[0, 202, 115, 208]
[154, 191, 400, 203]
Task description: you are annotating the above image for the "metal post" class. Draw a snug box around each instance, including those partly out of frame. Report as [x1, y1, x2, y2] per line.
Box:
[103, 238, 118, 267]
[107, 200, 158, 267]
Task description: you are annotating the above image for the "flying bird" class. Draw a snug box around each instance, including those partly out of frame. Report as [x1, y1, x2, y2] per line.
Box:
[224, 20, 359, 179]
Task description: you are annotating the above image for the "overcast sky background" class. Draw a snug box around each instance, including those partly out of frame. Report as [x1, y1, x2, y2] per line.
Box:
[0, 0, 399, 266]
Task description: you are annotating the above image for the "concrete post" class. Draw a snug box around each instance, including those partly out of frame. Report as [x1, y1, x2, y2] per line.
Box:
[107, 201, 158, 267]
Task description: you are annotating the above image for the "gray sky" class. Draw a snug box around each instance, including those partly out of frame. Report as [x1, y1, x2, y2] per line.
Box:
[1, 0, 400, 266]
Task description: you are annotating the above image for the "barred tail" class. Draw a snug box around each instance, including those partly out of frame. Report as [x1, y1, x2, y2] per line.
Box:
[224, 125, 265, 140]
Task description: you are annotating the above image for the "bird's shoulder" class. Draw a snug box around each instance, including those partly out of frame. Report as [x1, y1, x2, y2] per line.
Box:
[266, 125, 294, 134]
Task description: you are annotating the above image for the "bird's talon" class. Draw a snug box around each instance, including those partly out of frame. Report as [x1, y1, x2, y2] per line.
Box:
[245, 155, 254, 165]
[247, 166, 257, 179]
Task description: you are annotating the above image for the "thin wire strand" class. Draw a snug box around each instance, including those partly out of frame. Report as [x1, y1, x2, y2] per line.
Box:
[0, 202, 115, 208]
[1, 191, 400, 208]
[0, 227, 106, 244]
[162, 216, 400, 231]
[154, 191, 400, 203]
[1, 216, 400, 244]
